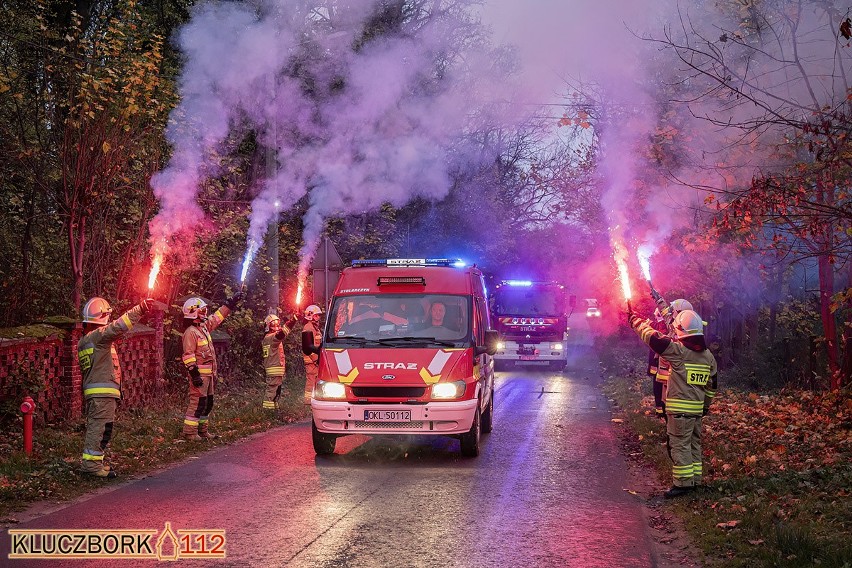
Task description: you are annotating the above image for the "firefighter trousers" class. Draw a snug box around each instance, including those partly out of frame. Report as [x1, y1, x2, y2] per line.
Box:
[264, 374, 284, 409]
[303, 364, 318, 405]
[184, 375, 215, 437]
[81, 397, 117, 473]
[667, 414, 703, 487]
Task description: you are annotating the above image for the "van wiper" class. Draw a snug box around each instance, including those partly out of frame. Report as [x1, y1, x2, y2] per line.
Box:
[328, 336, 380, 345]
[376, 337, 460, 348]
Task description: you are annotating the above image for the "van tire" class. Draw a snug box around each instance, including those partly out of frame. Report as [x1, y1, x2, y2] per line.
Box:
[460, 406, 481, 457]
[312, 420, 336, 455]
[550, 360, 566, 372]
[481, 388, 494, 434]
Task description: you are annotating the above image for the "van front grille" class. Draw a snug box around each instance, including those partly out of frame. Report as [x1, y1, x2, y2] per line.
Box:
[353, 421, 425, 429]
[351, 387, 426, 398]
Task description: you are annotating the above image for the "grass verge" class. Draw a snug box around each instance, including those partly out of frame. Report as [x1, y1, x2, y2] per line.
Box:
[0, 376, 309, 521]
[601, 341, 852, 568]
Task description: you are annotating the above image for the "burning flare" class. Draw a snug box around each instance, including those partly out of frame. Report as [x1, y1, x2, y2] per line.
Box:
[148, 238, 167, 290]
[612, 240, 632, 301]
[148, 255, 162, 290]
[240, 239, 259, 283]
[637, 244, 653, 281]
[294, 267, 307, 308]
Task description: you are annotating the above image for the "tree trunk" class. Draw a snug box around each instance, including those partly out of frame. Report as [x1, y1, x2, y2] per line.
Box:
[841, 262, 852, 387]
[68, 213, 86, 317]
[817, 252, 839, 388]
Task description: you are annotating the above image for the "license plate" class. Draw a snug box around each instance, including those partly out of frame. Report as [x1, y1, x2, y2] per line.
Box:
[364, 409, 411, 421]
[519, 355, 538, 360]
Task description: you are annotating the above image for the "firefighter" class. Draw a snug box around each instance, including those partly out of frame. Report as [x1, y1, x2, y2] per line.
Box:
[301, 304, 323, 405]
[78, 297, 153, 478]
[180, 290, 243, 440]
[262, 313, 299, 410]
[650, 298, 694, 420]
[647, 314, 667, 420]
[628, 307, 718, 498]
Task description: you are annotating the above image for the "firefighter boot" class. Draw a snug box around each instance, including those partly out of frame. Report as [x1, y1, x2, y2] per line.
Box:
[83, 467, 117, 479]
[663, 485, 694, 499]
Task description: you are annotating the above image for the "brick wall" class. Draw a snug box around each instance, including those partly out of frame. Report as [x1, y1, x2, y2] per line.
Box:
[0, 318, 165, 423]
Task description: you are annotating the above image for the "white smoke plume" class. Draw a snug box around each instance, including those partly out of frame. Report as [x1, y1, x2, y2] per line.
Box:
[149, 0, 506, 288]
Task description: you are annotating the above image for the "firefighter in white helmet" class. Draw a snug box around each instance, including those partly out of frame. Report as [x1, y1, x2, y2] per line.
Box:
[629, 307, 718, 498]
[650, 298, 695, 420]
[261, 312, 299, 410]
[301, 304, 323, 404]
[180, 288, 243, 440]
[78, 297, 154, 477]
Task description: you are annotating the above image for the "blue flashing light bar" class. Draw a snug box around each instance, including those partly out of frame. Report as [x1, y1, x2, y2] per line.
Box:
[505, 280, 533, 287]
[352, 258, 465, 268]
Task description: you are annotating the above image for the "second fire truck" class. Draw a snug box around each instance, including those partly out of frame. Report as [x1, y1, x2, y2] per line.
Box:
[491, 280, 573, 371]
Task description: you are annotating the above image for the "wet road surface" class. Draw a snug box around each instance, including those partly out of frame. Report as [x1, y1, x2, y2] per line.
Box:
[2, 345, 660, 567]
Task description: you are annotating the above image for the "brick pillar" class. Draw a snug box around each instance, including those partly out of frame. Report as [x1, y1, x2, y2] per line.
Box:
[58, 322, 83, 421]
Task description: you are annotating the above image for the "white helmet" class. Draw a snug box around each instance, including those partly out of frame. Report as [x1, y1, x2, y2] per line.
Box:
[264, 314, 280, 332]
[182, 297, 208, 321]
[83, 297, 112, 325]
[670, 298, 694, 316]
[674, 309, 704, 338]
[304, 304, 323, 319]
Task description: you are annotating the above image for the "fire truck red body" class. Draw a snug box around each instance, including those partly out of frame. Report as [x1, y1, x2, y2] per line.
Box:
[310, 258, 498, 457]
[491, 280, 571, 370]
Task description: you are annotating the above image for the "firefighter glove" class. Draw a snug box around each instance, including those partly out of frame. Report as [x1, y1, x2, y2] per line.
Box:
[140, 298, 155, 314]
[628, 313, 642, 329]
[188, 366, 203, 387]
[225, 289, 244, 310]
[702, 408, 709, 417]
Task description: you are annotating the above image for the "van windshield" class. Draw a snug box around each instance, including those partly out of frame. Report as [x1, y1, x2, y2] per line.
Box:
[326, 294, 469, 345]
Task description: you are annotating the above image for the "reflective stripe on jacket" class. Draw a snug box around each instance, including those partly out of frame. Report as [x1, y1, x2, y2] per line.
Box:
[263, 320, 295, 377]
[182, 306, 230, 376]
[634, 319, 718, 416]
[302, 321, 321, 366]
[78, 305, 143, 400]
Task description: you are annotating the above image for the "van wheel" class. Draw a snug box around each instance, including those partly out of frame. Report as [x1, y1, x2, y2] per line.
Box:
[481, 388, 494, 434]
[550, 360, 565, 372]
[460, 406, 481, 457]
[312, 420, 336, 455]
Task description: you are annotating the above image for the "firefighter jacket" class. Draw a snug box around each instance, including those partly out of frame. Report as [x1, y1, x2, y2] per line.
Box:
[182, 306, 231, 378]
[263, 318, 297, 377]
[78, 305, 143, 400]
[646, 320, 671, 381]
[302, 320, 321, 367]
[633, 318, 718, 416]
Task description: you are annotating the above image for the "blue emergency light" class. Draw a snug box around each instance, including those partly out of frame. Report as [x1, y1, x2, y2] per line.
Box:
[504, 280, 533, 287]
[352, 258, 465, 268]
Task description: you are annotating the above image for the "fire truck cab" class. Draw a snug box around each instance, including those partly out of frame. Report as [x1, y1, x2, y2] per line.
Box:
[310, 258, 499, 457]
[491, 280, 572, 371]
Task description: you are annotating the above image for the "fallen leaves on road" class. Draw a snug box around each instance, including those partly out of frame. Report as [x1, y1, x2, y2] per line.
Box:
[611, 418, 624, 423]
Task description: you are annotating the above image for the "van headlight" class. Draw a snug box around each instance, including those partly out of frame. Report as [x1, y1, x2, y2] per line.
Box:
[496, 341, 505, 349]
[315, 381, 346, 399]
[431, 380, 466, 400]
[551, 343, 563, 350]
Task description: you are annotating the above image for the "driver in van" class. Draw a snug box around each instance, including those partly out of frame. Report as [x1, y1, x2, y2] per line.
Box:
[415, 302, 457, 339]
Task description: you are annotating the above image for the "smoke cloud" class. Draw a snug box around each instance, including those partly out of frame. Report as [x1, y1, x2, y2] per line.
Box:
[150, 0, 508, 288]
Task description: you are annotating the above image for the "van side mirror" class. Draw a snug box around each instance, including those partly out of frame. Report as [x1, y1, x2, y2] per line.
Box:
[478, 329, 499, 356]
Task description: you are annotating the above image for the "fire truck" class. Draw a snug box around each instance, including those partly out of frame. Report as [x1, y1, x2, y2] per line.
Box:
[490, 280, 573, 371]
[310, 258, 499, 457]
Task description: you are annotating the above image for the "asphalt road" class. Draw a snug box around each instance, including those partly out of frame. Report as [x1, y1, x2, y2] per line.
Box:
[2, 339, 661, 567]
